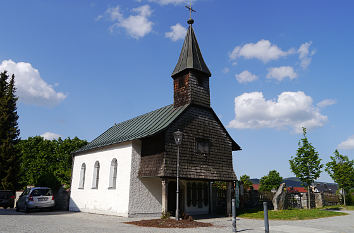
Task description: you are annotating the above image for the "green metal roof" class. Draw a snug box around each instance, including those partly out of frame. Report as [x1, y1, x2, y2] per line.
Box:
[74, 104, 188, 154]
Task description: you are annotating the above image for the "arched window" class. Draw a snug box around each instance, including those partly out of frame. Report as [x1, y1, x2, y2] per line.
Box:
[79, 163, 86, 189]
[109, 159, 118, 189]
[92, 161, 100, 189]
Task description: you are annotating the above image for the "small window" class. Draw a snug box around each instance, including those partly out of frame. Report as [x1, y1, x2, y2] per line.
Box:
[196, 139, 209, 156]
[109, 159, 118, 189]
[79, 163, 86, 189]
[197, 77, 205, 87]
[92, 161, 100, 189]
[178, 76, 185, 88]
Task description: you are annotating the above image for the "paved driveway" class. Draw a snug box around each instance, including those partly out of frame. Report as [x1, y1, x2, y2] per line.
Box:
[0, 208, 353, 233]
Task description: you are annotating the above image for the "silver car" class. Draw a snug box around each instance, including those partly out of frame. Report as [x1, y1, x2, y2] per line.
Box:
[16, 187, 55, 212]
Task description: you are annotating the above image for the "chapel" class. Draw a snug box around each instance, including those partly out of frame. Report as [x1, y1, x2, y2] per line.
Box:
[69, 15, 241, 217]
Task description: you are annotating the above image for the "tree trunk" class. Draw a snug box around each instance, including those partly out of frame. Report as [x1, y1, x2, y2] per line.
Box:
[308, 186, 311, 209]
[343, 188, 346, 206]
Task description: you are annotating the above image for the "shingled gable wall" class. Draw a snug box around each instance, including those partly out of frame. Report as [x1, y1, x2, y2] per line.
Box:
[163, 104, 236, 181]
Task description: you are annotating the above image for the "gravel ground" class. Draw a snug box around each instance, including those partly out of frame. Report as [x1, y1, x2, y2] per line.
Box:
[0, 208, 353, 233]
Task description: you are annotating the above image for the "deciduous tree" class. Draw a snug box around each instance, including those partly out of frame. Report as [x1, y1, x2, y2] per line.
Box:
[17, 136, 87, 190]
[325, 150, 354, 206]
[240, 174, 253, 190]
[289, 127, 323, 209]
[259, 170, 283, 192]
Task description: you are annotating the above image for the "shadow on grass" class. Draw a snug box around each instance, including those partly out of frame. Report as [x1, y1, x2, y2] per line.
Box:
[322, 207, 341, 211]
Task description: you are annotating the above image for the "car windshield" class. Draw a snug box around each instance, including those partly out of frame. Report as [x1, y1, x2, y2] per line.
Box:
[30, 189, 53, 196]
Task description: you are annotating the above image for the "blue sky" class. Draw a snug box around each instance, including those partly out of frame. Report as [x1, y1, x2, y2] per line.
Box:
[1, 0, 353, 182]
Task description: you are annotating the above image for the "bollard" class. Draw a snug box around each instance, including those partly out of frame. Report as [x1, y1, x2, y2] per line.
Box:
[232, 199, 236, 232]
[263, 202, 269, 233]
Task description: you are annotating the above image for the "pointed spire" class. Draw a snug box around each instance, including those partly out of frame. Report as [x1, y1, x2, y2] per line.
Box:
[171, 19, 211, 78]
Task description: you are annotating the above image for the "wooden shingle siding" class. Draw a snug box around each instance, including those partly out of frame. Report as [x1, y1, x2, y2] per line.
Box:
[162, 105, 236, 181]
[138, 153, 164, 177]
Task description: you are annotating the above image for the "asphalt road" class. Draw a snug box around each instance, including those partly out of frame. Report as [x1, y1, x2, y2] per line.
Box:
[0, 208, 353, 233]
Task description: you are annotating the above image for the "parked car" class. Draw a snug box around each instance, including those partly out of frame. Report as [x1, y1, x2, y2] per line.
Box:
[16, 187, 55, 212]
[0, 190, 15, 209]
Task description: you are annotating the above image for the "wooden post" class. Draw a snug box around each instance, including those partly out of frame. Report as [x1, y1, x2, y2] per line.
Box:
[162, 178, 168, 213]
[210, 181, 214, 215]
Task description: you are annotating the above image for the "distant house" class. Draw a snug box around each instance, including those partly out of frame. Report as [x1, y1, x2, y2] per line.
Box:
[252, 184, 260, 191]
[69, 17, 241, 217]
[287, 187, 307, 193]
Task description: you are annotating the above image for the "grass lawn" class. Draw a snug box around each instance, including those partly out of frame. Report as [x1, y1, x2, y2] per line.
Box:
[237, 208, 348, 220]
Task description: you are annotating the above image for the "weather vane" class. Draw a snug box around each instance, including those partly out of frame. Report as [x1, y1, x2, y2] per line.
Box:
[185, 1, 196, 19]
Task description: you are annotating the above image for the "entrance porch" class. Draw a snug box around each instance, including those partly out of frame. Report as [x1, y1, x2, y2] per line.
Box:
[161, 178, 233, 217]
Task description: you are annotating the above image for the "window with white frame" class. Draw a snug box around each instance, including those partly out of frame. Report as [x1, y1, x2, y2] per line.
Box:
[109, 158, 118, 189]
[92, 161, 100, 189]
[79, 163, 86, 189]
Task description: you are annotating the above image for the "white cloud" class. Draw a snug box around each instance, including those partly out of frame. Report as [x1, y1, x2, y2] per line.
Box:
[0, 60, 66, 106]
[235, 70, 258, 83]
[338, 135, 354, 150]
[147, 0, 193, 5]
[165, 23, 187, 41]
[222, 67, 230, 74]
[41, 132, 61, 140]
[266, 66, 297, 81]
[228, 91, 328, 133]
[229, 40, 295, 63]
[298, 42, 315, 69]
[317, 99, 336, 108]
[101, 5, 153, 39]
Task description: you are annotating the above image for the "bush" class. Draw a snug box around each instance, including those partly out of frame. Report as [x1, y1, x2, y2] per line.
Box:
[161, 211, 171, 219]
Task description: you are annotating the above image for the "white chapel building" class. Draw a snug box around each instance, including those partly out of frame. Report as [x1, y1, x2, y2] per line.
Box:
[69, 16, 241, 217]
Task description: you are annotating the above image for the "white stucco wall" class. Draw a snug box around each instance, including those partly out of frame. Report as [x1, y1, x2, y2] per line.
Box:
[69, 142, 133, 217]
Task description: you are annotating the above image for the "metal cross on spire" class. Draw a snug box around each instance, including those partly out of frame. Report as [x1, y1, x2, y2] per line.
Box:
[185, 1, 196, 24]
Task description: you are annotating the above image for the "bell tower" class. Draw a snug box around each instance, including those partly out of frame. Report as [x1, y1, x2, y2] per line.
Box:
[171, 16, 211, 108]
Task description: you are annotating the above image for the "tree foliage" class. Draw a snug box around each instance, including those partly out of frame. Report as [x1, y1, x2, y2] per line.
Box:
[259, 170, 283, 192]
[240, 174, 253, 189]
[289, 127, 323, 208]
[325, 150, 354, 205]
[289, 127, 323, 187]
[17, 136, 87, 190]
[0, 71, 20, 191]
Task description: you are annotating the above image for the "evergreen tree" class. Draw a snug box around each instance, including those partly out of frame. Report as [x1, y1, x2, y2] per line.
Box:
[0, 71, 20, 191]
[289, 127, 323, 209]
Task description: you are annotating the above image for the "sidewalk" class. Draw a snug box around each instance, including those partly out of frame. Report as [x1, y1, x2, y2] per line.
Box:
[0, 208, 353, 233]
